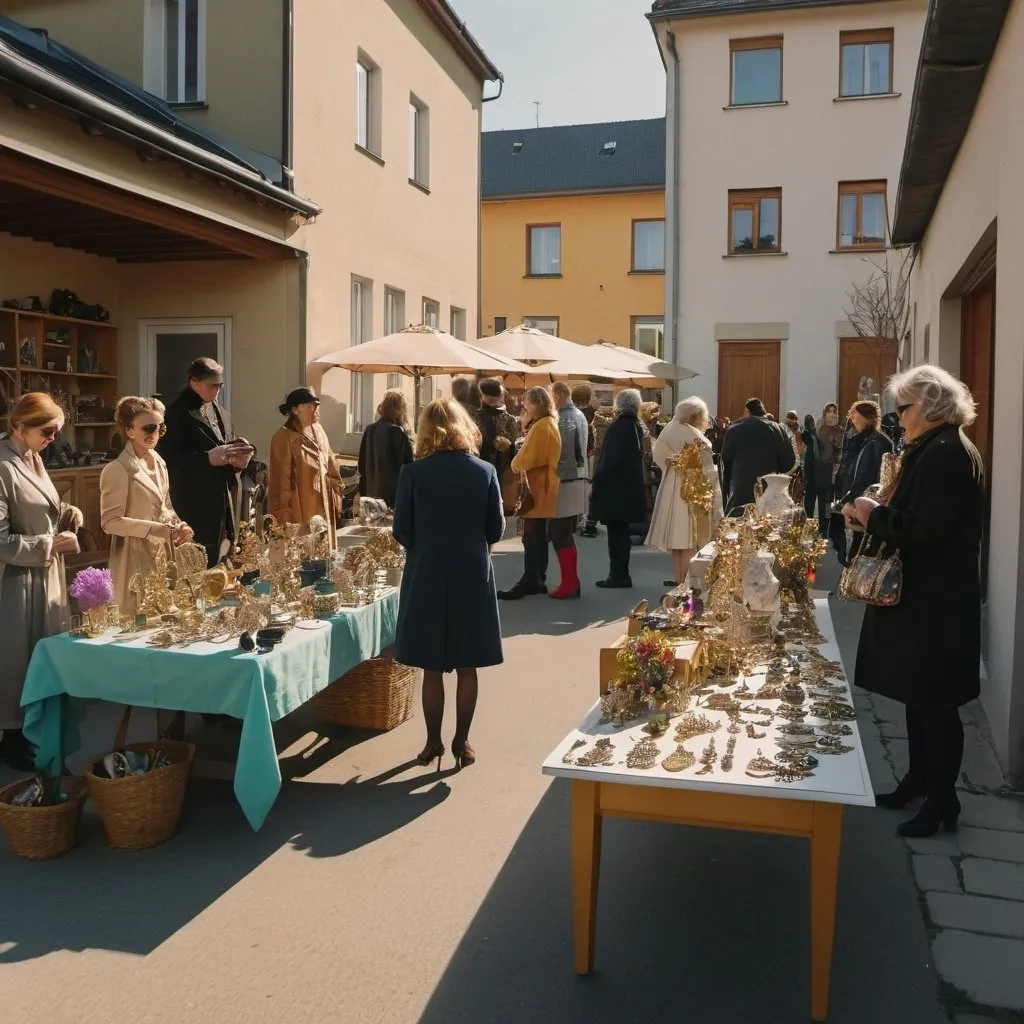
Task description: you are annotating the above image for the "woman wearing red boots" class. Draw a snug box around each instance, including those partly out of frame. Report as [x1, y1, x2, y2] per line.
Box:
[548, 382, 588, 599]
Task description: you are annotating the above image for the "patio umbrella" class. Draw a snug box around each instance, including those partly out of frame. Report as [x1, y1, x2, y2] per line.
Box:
[590, 341, 697, 382]
[515, 355, 661, 388]
[313, 324, 531, 419]
[474, 323, 595, 365]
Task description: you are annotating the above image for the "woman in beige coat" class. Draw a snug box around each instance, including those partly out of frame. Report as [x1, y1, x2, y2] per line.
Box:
[646, 396, 723, 587]
[101, 396, 192, 615]
[0, 393, 81, 770]
[269, 387, 343, 547]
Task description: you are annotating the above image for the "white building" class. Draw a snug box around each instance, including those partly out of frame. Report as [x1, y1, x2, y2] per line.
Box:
[649, 0, 926, 421]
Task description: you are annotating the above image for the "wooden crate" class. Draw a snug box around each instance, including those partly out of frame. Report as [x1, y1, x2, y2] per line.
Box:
[599, 634, 703, 695]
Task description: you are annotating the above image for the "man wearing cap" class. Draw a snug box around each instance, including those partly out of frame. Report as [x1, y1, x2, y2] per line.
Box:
[269, 386, 342, 547]
[477, 378, 520, 472]
[159, 356, 254, 567]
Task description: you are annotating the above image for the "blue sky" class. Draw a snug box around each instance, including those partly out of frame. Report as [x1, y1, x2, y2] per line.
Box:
[453, 0, 667, 131]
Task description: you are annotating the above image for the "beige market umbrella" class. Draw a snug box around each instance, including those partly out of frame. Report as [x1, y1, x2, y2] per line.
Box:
[313, 324, 531, 418]
[590, 341, 697, 382]
[516, 356, 661, 388]
[474, 323, 596, 365]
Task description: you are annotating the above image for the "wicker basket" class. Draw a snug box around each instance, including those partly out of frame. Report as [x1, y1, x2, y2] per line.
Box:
[85, 739, 194, 851]
[314, 656, 419, 731]
[0, 776, 87, 861]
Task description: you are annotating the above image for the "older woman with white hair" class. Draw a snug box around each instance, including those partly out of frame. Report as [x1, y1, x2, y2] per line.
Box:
[646, 397, 724, 587]
[589, 388, 648, 588]
[850, 364, 984, 838]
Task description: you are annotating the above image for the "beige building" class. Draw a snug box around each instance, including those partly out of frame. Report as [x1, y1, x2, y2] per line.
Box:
[0, 0, 500, 450]
[891, 0, 1020, 781]
[649, 0, 926, 421]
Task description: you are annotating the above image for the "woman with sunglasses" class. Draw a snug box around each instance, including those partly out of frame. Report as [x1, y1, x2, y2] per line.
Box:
[0, 393, 81, 770]
[100, 396, 192, 616]
[269, 387, 343, 547]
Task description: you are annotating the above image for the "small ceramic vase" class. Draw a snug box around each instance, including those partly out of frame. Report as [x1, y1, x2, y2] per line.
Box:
[756, 474, 797, 520]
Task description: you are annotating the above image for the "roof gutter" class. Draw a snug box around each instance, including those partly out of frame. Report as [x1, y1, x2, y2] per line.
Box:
[0, 39, 321, 218]
[417, 0, 502, 82]
[647, 0, 889, 22]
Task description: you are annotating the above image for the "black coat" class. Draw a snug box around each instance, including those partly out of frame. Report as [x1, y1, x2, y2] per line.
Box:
[589, 410, 647, 524]
[357, 420, 413, 509]
[393, 450, 505, 672]
[854, 424, 984, 707]
[837, 428, 892, 502]
[720, 415, 795, 513]
[158, 387, 239, 557]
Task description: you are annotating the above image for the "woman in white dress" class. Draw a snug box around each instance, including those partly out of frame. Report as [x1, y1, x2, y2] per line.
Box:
[646, 396, 724, 587]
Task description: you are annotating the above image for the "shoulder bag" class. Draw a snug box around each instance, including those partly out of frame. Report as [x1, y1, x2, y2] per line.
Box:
[838, 538, 902, 606]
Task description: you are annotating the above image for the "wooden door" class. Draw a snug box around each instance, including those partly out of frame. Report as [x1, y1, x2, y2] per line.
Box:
[717, 341, 781, 421]
[838, 337, 897, 416]
[962, 270, 996, 594]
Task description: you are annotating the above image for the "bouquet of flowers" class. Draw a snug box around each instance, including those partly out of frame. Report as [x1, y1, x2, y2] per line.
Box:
[69, 567, 114, 612]
[600, 630, 682, 725]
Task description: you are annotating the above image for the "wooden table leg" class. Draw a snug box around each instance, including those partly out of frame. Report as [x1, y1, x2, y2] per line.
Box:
[571, 779, 602, 975]
[810, 802, 844, 1022]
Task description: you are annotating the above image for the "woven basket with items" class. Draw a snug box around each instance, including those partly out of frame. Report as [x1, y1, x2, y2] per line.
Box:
[0, 775, 88, 861]
[314, 655, 419, 731]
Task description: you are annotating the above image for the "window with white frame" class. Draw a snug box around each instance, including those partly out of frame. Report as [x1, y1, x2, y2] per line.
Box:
[632, 317, 664, 360]
[409, 97, 430, 187]
[632, 220, 665, 272]
[144, 0, 206, 104]
[384, 287, 405, 390]
[422, 298, 440, 328]
[351, 276, 374, 429]
[356, 54, 382, 156]
[450, 307, 466, 340]
[525, 317, 559, 336]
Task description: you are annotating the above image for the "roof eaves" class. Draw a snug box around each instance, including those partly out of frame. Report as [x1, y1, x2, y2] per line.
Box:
[647, 0, 889, 22]
[483, 184, 667, 201]
[0, 36, 321, 218]
[416, 0, 502, 82]
[891, 0, 1011, 244]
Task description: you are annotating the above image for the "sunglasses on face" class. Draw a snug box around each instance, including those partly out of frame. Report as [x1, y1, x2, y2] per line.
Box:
[896, 403, 914, 417]
[136, 423, 167, 436]
[38, 426, 60, 439]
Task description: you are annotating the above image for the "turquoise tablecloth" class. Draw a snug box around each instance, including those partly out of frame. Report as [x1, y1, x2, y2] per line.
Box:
[20, 590, 399, 831]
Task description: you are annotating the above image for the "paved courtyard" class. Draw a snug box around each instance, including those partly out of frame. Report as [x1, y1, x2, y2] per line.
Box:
[1, 534, 1021, 1023]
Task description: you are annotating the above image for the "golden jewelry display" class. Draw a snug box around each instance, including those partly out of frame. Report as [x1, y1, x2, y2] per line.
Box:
[563, 739, 587, 764]
[674, 713, 720, 742]
[661, 744, 696, 773]
[695, 736, 718, 776]
[625, 736, 661, 770]
[577, 738, 616, 767]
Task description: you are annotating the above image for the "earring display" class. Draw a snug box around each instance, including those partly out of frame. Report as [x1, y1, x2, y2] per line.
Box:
[662, 744, 696, 773]
[695, 737, 718, 776]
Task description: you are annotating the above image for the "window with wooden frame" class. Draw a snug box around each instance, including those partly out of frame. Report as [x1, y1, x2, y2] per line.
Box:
[839, 29, 893, 97]
[837, 180, 887, 249]
[728, 188, 782, 253]
[730, 37, 783, 106]
[527, 224, 561, 276]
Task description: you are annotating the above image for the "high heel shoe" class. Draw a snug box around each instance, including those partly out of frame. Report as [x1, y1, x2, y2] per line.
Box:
[875, 775, 927, 810]
[897, 798, 961, 838]
[416, 743, 445, 771]
[452, 742, 476, 770]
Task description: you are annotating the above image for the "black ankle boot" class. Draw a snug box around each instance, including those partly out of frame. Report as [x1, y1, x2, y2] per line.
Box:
[897, 797, 961, 838]
[875, 775, 926, 810]
[498, 579, 546, 601]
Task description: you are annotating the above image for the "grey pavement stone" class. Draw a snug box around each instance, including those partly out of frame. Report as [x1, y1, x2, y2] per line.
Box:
[958, 792, 1024, 833]
[959, 827, 1024, 863]
[906, 831, 963, 857]
[878, 717, 908, 739]
[933, 930, 1024, 1009]
[886, 737, 910, 776]
[927, 891, 1024, 939]
[961, 858, 1024, 901]
[913, 854, 961, 893]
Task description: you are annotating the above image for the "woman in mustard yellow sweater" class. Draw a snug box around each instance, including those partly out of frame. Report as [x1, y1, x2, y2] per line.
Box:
[499, 386, 561, 600]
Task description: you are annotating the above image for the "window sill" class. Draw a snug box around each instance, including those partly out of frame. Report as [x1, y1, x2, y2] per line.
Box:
[629, 269, 665, 276]
[723, 100, 788, 110]
[829, 246, 887, 254]
[833, 92, 902, 103]
[523, 273, 563, 279]
[722, 251, 788, 259]
[409, 178, 431, 195]
[355, 143, 385, 167]
[168, 100, 209, 110]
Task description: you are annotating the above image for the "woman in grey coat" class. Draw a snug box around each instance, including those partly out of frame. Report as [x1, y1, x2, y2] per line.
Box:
[549, 382, 588, 599]
[0, 393, 81, 770]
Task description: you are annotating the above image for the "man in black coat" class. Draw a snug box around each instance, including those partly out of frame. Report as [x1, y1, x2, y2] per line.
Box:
[589, 389, 647, 588]
[158, 357, 253, 567]
[720, 397, 795, 514]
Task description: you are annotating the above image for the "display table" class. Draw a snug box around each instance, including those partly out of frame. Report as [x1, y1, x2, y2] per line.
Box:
[21, 590, 399, 830]
[541, 598, 873, 1022]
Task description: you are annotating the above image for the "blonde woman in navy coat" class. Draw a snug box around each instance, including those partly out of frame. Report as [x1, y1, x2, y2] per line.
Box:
[392, 399, 504, 771]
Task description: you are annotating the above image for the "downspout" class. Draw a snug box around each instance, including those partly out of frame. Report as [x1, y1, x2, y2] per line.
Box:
[664, 29, 681, 404]
[281, 0, 294, 189]
[298, 250, 309, 383]
[478, 75, 504, 338]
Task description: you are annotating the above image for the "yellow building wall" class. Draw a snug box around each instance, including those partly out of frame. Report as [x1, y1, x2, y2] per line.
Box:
[481, 191, 665, 347]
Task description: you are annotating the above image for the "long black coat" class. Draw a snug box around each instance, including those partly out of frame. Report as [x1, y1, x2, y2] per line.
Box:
[393, 451, 504, 672]
[720, 415, 795, 513]
[854, 424, 984, 707]
[158, 387, 239, 560]
[357, 420, 413, 508]
[589, 410, 647, 524]
[837, 428, 892, 501]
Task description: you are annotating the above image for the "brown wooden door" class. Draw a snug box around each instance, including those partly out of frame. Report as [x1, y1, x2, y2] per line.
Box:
[838, 337, 897, 416]
[962, 270, 996, 595]
[717, 341, 781, 421]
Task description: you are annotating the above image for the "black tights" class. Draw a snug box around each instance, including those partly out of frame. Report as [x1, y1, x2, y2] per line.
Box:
[548, 516, 576, 552]
[905, 704, 964, 807]
[421, 669, 478, 749]
[521, 518, 549, 585]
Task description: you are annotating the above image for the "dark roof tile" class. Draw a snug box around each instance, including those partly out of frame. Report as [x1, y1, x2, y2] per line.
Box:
[482, 118, 665, 198]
